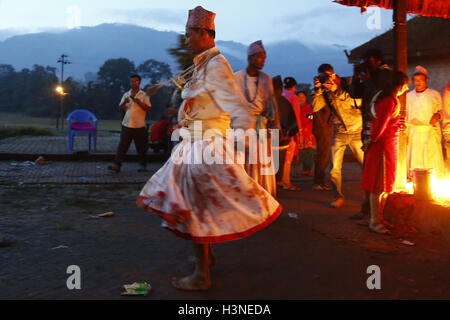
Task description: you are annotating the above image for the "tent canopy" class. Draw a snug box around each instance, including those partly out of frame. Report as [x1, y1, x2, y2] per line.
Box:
[334, 0, 450, 18]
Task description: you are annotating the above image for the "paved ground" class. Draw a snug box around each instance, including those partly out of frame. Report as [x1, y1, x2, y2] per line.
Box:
[0, 132, 126, 155]
[1, 158, 449, 300]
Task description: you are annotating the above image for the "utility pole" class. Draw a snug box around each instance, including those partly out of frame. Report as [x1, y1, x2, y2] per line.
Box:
[57, 54, 71, 129]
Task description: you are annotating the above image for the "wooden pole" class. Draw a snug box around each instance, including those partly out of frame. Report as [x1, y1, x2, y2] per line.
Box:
[394, 0, 408, 190]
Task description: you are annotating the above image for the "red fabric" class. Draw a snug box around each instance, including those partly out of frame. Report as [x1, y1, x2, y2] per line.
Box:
[336, 0, 450, 19]
[70, 122, 96, 132]
[137, 195, 283, 244]
[150, 119, 169, 142]
[361, 96, 400, 193]
[299, 103, 316, 150]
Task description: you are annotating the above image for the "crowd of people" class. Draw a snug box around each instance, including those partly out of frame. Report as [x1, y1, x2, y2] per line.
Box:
[107, 6, 449, 290]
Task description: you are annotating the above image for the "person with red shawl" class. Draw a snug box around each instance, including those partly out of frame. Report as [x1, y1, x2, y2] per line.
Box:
[360, 70, 409, 234]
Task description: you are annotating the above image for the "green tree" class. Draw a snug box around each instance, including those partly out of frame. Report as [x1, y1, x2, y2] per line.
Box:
[97, 58, 136, 93]
[137, 59, 172, 84]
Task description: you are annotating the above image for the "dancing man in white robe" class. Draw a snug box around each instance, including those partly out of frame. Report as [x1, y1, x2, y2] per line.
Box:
[137, 6, 281, 291]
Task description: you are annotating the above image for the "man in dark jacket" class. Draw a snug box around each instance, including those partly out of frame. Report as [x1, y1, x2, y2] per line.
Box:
[349, 48, 390, 219]
[272, 76, 298, 184]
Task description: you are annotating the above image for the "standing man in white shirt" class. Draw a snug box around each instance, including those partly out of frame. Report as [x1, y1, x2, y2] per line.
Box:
[406, 66, 444, 178]
[108, 74, 151, 173]
[442, 80, 450, 171]
[234, 40, 278, 196]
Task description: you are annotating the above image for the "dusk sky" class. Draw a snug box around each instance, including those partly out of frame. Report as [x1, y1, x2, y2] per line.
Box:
[0, 0, 399, 49]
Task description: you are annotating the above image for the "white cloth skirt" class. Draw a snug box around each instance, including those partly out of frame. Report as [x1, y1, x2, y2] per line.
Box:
[138, 136, 282, 243]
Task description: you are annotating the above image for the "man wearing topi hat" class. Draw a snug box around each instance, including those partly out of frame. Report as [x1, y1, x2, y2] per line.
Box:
[234, 40, 279, 197]
[406, 65, 444, 178]
[136, 6, 281, 291]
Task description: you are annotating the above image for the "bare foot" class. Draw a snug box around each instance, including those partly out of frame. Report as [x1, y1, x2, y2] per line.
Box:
[171, 274, 211, 291]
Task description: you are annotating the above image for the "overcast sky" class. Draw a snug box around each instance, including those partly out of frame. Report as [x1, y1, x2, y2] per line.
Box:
[0, 0, 397, 48]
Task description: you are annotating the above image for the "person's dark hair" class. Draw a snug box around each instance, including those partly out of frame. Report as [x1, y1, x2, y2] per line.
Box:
[189, 27, 216, 39]
[131, 74, 142, 82]
[284, 77, 297, 89]
[363, 48, 383, 62]
[376, 70, 409, 103]
[272, 75, 283, 91]
[318, 64, 334, 74]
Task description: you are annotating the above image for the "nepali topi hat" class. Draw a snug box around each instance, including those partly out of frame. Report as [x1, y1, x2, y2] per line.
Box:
[186, 6, 216, 31]
[247, 40, 265, 56]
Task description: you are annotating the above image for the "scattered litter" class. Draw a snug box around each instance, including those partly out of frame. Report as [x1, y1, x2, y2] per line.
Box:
[35, 156, 50, 164]
[51, 245, 68, 250]
[89, 212, 115, 219]
[10, 161, 35, 167]
[400, 240, 415, 246]
[98, 212, 115, 217]
[121, 282, 152, 296]
[287, 212, 300, 220]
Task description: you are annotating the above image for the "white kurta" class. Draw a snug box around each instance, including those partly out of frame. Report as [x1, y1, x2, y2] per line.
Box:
[234, 70, 277, 196]
[138, 47, 281, 243]
[406, 88, 444, 177]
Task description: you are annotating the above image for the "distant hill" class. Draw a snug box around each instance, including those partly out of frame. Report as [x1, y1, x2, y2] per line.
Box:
[0, 23, 352, 84]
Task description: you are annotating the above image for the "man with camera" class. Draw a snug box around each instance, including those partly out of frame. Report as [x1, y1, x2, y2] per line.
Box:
[312, 64, 364, 208]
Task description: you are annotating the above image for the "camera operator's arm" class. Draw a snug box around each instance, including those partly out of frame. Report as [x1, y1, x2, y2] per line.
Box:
[312, 90, 327, 113]
[312, 78, 327, 112]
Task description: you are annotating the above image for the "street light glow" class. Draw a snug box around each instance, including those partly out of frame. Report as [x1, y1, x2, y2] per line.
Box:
[56, 86, 64, 94]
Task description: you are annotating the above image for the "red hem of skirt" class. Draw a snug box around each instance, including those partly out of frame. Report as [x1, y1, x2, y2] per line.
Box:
[137, 196, 283, 244]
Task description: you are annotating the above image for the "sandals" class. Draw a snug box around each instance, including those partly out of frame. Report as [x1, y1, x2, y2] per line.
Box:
[369, 222, 391, 235]
[281, 184, 302, 191]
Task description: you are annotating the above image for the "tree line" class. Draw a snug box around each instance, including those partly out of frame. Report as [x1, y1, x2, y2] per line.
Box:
[0, 58, 174, 121]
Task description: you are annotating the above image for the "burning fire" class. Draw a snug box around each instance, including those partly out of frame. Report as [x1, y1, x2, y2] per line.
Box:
[400, 173, 450, 206]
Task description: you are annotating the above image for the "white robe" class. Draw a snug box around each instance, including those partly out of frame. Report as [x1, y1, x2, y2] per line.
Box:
[234, 70, 277, 196]
[138, 47, 281, 243]
[406, 88, 444, 177]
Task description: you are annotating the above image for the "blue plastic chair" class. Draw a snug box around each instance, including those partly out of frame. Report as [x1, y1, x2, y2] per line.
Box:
[67, 109, 98, 152]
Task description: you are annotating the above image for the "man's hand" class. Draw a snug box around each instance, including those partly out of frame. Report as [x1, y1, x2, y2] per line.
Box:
[166, 107, 179, 118]
[430, 113, 441, 126]
[323, 80, 338, 92]
[120, 98, 131, 111]
[361, 140, 373, 153]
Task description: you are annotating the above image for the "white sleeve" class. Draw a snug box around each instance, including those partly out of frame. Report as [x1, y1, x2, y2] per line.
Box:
[204, 56, 251, 129]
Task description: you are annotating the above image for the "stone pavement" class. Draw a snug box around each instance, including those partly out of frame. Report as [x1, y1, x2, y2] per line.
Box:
[0, 133, 131, 155]
[0, 161, 161, 185]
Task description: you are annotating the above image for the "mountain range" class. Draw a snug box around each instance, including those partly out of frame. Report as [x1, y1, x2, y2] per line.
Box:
[0, 23, 354, 85]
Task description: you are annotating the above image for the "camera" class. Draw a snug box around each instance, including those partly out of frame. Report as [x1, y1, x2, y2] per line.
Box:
[353, 62, 370, 78]
[315, 72, 330, 85]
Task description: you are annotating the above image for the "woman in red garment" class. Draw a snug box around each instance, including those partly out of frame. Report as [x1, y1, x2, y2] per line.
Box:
[360, 70, 409, 234]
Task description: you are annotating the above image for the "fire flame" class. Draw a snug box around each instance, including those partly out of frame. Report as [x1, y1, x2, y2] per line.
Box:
[401, 174, 450, 206]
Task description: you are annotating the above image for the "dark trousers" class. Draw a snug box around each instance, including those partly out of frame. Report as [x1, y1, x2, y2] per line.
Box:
[313, 128, 333, 185]
[114, 126, 148, 167]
